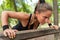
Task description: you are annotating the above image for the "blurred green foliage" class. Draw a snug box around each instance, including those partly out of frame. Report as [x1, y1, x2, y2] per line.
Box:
[0, 0, 60, 28]
[0, 0, 34, 28]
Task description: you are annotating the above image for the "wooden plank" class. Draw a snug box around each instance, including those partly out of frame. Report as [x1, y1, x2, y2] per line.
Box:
[0, 28, 60, 40]
[0, 32, 11, 40]
[15, 28, 60, 40]
[27, 34, 54, 40]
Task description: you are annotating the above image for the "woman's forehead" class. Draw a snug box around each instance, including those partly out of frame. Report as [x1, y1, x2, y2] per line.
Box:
[42, 10, 52, 14]
[40, 10, 52, 17]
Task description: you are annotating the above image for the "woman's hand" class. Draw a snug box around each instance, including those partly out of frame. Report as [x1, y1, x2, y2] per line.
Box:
[49, 25, 59, 30]
[3, 29, 18, 39]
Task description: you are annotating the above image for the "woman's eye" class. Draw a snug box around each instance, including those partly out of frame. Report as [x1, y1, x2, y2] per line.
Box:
[44, 16, 48, 18]
[45, 17, 48, 18]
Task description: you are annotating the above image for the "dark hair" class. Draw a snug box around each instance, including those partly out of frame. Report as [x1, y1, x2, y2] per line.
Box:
[40, 0, 45, 3]
[34, 0, 52, 14]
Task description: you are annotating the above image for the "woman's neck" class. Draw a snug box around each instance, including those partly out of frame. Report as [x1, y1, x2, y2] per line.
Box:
[33, 14, 40, 24]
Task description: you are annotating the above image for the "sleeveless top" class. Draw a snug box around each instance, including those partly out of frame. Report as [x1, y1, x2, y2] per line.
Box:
[12, 14, 39, 31]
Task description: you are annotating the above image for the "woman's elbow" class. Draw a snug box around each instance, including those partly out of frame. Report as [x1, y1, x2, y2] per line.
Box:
[1, 11, 9, 20]
[2, 11, 8, 15]
[1, 11, 9, 17]
[1, 11, 9, 26]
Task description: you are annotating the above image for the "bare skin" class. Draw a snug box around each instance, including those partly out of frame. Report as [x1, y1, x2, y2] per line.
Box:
[1, 11, 59, 39]
[1, 11, 38, 38]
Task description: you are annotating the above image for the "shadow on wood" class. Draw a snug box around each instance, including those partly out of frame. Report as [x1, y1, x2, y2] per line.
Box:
[0, 28, 60, 40]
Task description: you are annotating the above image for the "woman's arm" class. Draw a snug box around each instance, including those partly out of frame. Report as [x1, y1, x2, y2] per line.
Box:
[1, 11, 30, 26]
[1, 11, 30, 38]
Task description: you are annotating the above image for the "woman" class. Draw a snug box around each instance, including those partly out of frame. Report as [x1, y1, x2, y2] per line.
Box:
[1, 0, 58, 39]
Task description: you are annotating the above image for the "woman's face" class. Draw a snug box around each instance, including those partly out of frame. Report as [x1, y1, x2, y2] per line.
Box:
[36, 10, 52, 25]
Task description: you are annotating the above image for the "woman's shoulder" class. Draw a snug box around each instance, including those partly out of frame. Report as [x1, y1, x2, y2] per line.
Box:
[2, 11, 31, 20]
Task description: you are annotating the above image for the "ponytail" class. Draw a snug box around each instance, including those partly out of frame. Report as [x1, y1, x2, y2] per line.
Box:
[40, 0, 45, 3]
[34, 0, 45, 13]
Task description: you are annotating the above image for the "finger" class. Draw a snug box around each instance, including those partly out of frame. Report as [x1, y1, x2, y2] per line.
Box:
[55, 27, 58, 30]
[54, 26, 58, 30]
[56, 26, 59, 29]
[9, 30, 14, 39]
[53, 25, 58, 30]
[10, 30, 16, 39]
[13, 31, 16, 38]
[14, 30, 18, 32]
[6, 31, 11, 38]
[3, 31, 7, 36]
[14, 30, 18, 37]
